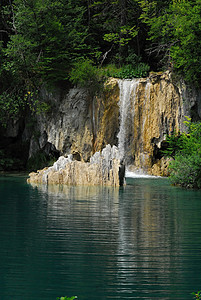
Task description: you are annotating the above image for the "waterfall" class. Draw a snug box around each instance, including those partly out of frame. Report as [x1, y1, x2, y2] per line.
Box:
[117, 79, 139, 161]
[117, 78, 158, 178]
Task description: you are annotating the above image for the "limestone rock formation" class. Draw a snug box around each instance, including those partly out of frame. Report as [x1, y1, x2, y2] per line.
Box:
[19, 73, 201, 176]
[27, 145, 125, 186]
[116, 72, 201, 175]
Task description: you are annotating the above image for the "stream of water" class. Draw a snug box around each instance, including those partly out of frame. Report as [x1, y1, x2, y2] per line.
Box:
[117, 79, 139, 160]
[1, 174, 201, 299]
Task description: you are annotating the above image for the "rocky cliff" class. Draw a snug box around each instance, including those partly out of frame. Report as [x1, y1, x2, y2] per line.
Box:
[1, 72, 200, 175]
[28, 72, 200, 176]
[117, 72, 200, 175]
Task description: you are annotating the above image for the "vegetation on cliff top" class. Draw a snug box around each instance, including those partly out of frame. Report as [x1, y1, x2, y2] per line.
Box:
[0, 0, 201, 124]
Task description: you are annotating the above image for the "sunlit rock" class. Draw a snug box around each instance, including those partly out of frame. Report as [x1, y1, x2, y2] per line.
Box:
[26, 73, 201, 177]
[27, 145, 125, 186]
[116, 72, 194, 176]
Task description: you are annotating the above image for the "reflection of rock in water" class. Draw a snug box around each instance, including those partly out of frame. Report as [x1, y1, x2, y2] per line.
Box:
[30, 181, 119, 203]
[27, 144, 125, 186]
[116, 182, 181, 293]
[29, 181, 120, 235]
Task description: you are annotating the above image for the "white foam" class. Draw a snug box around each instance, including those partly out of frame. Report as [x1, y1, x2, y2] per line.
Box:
[125, 170, 160, 179]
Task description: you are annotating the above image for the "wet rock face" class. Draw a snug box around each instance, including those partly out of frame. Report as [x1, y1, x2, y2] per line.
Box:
[94, 78, 120, 152]
[27, 145, 125, 186]
[35, 87, 94, 162]
[31, 79, 120, 163]
[131, 72, 185, 174]
[27, 73, 200, 176]
[116, 72, 199, 175]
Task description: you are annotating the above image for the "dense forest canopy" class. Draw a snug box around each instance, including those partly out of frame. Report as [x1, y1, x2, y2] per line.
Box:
[0, 0, 201, 123]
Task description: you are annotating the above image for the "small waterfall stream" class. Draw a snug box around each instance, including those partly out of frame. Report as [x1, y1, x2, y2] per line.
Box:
[117, 79, 139, 161]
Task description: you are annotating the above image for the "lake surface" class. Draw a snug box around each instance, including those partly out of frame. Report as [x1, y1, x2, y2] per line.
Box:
[1, 174, 201, 300]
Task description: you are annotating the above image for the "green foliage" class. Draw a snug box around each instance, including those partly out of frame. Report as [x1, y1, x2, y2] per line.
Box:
[169, 153, 201, 189]
[0, 0, 95, 124]
[3, 0, 91, 83]
[139, 0, 201, 85]
[161, 131, 187, 158]
[90, 0, 145, 65]
[70, 59, 99, 88]
[57, 297, 77, 300]
[69, 59, 103, 97]
[26, 150, 56, 172]
[192, 291, 201, 300]
[103, 25, 138, 46]
[0, 88, 50, 127]
[104, 63, 150, 79]
[164, 117, 201, 189]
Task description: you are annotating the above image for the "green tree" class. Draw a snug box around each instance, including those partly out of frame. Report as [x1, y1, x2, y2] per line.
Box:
[90, 0, 146, 66]
[0, 0, 94, 126]
[4, 0, 91, 83]
[139, 0, 201, 85]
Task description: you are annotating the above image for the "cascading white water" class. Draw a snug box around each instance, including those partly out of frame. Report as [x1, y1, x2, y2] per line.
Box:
[117, 79, 139, 160]
[117, 78, 160, 178]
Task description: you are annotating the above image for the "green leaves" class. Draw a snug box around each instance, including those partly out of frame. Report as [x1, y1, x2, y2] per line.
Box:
[139, 0, 201, 85]
[0, 0, 95, 123]
[192, 291, 201, 300]
[103, 25, 138, 46]
[69, 59, 99, 87]
[169, 153, 201, 189]
[69, 59, 103, 99]
[104, 63, 150, 79]
[164, 118, 201, 189]
[3, 0, 91, 83]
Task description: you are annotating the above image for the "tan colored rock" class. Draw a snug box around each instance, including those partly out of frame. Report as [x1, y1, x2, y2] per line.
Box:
[132, 72, 184, 175]
[94, 78, 120, 152]
[29, 72, 199, 177]
[116, 72, 187, 176]
[27, 145, 125, 186]
[149, 157, 173, 177]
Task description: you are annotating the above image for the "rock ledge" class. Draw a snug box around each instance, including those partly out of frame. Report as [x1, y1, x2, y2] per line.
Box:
[27, 145, 125, 186]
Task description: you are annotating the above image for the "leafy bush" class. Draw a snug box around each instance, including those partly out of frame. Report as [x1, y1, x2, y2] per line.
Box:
[0, 87, 50, 127]
[104, 63, 150, 79]
[169, 153, 201, 189]
[164, 117, 201, 188]
[70, 59, 99, 88]
[161, 132, 184, 158]
[69, 59, 103, 98]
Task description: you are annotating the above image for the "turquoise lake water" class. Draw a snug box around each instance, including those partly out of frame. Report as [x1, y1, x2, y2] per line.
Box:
[0, 174, 201, 299]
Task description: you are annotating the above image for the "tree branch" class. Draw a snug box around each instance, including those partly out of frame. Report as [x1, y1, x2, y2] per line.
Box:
[36, 49, 43, 63]
[100, 45, 113, 67]
[0, 30, 9, 34]
[9, 0, 18, 34]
